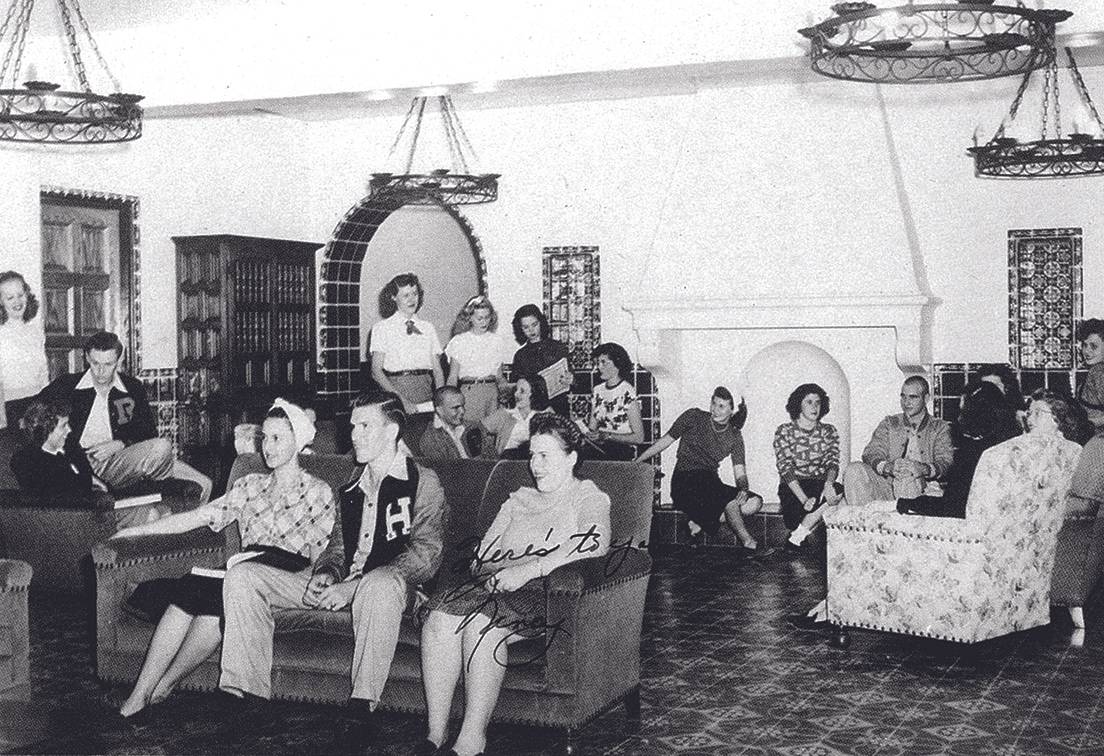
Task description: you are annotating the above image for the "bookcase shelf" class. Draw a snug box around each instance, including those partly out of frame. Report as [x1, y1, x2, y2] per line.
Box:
[174, 235, 321, 464]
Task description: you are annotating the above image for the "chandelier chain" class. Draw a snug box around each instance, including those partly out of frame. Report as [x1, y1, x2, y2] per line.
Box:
[0, 0, 23, 84]
[385, 98, 422, 165]
[443, 95, 480, 172]
[55, 0, 91, 90]
[403, 97, 427, 174]
[1066, 47, 1104, 133]
[67, 0, 121, 91]
[0, 0, 33, 87]
[1041, 59, 1052, 140]
[995, 63, 1034, 141]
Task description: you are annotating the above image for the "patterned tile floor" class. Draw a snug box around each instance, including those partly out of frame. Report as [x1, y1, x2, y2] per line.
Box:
[2, 546, 1101, 755]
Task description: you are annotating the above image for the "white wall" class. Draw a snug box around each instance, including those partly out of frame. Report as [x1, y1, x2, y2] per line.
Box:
[4, 62, 1103, 478]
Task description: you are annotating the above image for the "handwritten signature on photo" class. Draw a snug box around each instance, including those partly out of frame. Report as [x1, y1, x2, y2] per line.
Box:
[432, 531, 648, 668]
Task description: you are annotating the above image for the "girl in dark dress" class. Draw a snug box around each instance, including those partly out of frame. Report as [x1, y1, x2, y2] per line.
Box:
[510, 304, 572, 417]
[113, 400, 335, 718]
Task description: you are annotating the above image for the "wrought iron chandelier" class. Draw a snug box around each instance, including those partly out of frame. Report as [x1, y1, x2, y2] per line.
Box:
[798, 2, 1072, 84]
[369, 95, 499, 205]
[968, 45, 1104, 178]
[0, 0, 142, 144]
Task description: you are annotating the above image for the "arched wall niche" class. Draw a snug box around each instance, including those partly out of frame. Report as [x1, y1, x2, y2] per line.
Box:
[316, 190, 488, 420]
[740, 340, 851, 502]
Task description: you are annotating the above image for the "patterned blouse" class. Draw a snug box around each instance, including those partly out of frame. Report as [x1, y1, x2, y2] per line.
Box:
[592, 380, 638, 434]
[206, 469, 336, 563]
[773, 421, 840, 485]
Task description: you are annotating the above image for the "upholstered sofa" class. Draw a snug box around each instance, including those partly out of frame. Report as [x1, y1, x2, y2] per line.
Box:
[94, 454, 654, 745]
[0, 558, 31, 694]
[0, 426, 203, 594]
[824, 433, 1082, 643]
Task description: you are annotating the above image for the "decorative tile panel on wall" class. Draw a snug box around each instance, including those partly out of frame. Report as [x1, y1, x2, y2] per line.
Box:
[139, 368, 180, 455]
[1008, 228, 1082, 370]
[534, 245, 663, 507]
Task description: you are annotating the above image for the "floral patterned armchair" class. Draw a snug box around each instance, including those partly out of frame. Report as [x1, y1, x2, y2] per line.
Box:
[824, 433, 1082, 643]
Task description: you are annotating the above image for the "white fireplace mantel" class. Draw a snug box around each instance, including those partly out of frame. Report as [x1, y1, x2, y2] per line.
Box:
[623, 293, 934, 376]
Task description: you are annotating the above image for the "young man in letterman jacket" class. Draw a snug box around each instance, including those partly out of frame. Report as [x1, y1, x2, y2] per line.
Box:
[219, 389, 446, 744]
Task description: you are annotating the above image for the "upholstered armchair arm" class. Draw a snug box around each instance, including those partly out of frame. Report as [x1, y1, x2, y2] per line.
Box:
[94, 529, 228, 682]
[541, 549, 652, 715]
[824, 502, 985, 544]
[0, 559, 32, 590]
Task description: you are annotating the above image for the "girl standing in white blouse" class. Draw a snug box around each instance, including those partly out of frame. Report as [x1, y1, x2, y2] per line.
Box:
[0, 271, 49, 428]
[445, 295, 506, 423]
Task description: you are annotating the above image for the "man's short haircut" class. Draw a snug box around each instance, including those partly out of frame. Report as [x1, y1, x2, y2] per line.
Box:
[903, 375, 930, 396]
[433, 385, 463, 407]
[350, 389, 406, 429]
[19, 399, 70, 447]
[83, 331, 124, 357]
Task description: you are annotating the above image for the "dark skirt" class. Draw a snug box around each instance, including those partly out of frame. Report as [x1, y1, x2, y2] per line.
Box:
[777, 479, 845, 531]
[671, 469, 761, 535]
[424, 570, 545, 638]
[125, 573, 224, 623]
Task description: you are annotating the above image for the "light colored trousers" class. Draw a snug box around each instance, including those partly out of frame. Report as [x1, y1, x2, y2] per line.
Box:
[89, 437, 174, 490]
[841, 461, 893, 508]
[220, 562, 409, 703]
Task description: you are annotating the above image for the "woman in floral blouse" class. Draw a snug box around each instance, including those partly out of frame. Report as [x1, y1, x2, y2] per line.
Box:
[585, 342, 643, 460]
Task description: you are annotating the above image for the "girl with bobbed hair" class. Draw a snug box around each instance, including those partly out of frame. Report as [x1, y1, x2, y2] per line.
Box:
[11, 399, 98, 497]
[444, 295, 506, 423]
[585, 342, 644, 460]
[419, 410, 610, 756]
[0, 270, 49, 427]
[480, 374, 554, 459]
[510, 304, 572, 417]
[368, 272, 444, 414]
[773, 383, 843, 550]
[636, 386, 766, 557]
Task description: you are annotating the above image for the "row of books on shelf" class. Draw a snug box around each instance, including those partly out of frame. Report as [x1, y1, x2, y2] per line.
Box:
[274, 311, 312, 352]
[273, 264, 312, 305]
[181, 328, 221, 361]
[180, 251, 222, 286]
[234, 311, 271, 353]
[180, 290, 221, 323]
[233, 260, 274, 305]
[238, 356, 312, 387]
[180, 367, 221, 403]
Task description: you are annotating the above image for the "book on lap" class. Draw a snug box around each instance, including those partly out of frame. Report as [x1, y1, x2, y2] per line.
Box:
[189, 545, 310, 578]
[113, 493, 163, 509]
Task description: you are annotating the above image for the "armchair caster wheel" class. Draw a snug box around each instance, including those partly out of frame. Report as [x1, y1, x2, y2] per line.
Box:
[828, 627, 850, 649]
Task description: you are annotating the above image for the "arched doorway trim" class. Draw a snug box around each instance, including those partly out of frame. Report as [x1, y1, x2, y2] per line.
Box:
[316, 189, 488, 409]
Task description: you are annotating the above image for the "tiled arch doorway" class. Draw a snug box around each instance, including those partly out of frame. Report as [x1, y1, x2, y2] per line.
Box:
[316, 191, 488, 428]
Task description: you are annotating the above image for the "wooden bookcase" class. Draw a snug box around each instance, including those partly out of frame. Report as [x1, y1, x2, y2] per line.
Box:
[174, 235, 321, 475]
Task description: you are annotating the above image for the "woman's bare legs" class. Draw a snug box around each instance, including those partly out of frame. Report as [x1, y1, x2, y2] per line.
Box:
[148, 615, 222, 704]
[119, 606, 194, 717]
[421, 611, 466, 748]
[451, 617, 511, 756]
[724, 494, 764, 549]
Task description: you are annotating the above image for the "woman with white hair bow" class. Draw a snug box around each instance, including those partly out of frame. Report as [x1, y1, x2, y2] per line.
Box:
[113, 399, 336, 719]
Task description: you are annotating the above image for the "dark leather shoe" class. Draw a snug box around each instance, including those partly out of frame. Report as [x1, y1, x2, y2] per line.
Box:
[786, 612, 829, 632]
[412, 740, 442, 756]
